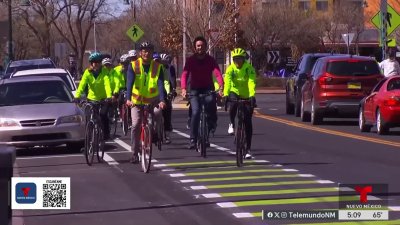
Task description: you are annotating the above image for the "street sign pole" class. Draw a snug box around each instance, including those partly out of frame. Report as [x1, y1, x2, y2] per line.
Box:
[381, 0, 388, 60]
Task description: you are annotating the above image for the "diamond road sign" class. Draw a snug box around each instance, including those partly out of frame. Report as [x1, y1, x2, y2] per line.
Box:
[126, 24, 144, 43]
[371, 4, 400, 36]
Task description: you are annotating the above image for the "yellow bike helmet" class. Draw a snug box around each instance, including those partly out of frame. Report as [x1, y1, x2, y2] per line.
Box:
[231, 48, 246, 58]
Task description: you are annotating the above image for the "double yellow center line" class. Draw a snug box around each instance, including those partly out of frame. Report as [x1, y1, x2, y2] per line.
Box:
[254, 110, 400, 148]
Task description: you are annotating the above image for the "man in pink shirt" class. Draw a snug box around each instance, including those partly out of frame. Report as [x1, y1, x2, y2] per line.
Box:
[181, 36, 224, 149]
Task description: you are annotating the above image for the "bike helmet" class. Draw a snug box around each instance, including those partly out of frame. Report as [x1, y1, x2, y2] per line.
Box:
[231, 48, 246, 58]
[102, 57, 112, 65]
[89, 52, 102, 63]
[120, 54, 129, 63]
[128, 50, 137, 57]
[160, 53, 171, 62]
[140, 41, 154, 50]
[153, 52, 160, 59]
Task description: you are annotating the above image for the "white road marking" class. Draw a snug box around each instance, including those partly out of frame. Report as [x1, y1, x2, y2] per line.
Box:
[169, 173, 186, 177]
[190, 185, 207, 190]
[389, 206, 400, 211]
[283, 169, 298, 172]
[317, 180, 334, 184]
[162, 168, 176, 172]
[154, 164, 167, 167]
[114, 138, 132, 151]
[17, 154, 82, 160]
[202, 193, 221, 198]
[103, 153, 119, 165]
[180, 179, 195, 183]
[299, 174, 315, 177]
[233, 213, 254, 218]
[217, 202, 237, 208]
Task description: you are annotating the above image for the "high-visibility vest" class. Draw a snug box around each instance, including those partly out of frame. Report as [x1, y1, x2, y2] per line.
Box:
[131, 58, 162, 105]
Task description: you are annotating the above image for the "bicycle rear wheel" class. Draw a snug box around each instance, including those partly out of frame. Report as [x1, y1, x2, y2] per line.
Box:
[235, 121, 245, 167]
[84, 121, 95, 166]
[122, 105, 129, 136]
[141, 126, 152, 173]
[97, 124, 105, 162]
[200, 111, 207, 158]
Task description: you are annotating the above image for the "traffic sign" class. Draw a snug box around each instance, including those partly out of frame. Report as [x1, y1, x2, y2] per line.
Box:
[267, 51, 280, 64]
[341, 33, 354, 47]
[371, 4, 400, 36]
[379, 35, 396, 47]
[126, 24, 144, 43]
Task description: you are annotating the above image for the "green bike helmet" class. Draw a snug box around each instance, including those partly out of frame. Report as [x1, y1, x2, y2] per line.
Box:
[231, 48, 246, 58]
[89, 52, 102, 63]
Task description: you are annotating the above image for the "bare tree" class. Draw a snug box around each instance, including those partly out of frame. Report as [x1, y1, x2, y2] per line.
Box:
[52, 0, 107, 74]
[16, 0, 69, 58]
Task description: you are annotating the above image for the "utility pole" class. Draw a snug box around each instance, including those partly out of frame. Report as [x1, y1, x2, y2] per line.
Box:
[183, 0, 187, 67]
[7, 0, 13, 63]
[381, 0, 388, 60]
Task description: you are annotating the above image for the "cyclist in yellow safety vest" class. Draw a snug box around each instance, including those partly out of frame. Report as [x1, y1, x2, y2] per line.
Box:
[126, 42, 167, 163]
[74, 52, 113, 140]
[223, 48, 256, 159]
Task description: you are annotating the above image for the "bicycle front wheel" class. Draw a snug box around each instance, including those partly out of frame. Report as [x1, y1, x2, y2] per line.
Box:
[236, 121, 245, 167]
[200, 111, 207, 158]
[112, 107, 118, 138]
[84, 121, 95, 166]
[141, 126, 152, 173]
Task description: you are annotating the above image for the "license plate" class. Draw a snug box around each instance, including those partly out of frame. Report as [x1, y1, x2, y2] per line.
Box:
[348, 82, 361, 89]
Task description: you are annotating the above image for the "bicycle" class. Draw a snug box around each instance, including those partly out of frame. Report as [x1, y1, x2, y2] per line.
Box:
[155, 114, 164, 151]
[108, 100, 119, 138]
[229, 98, 252, 167]
[130, 103, 156, 173]
[80, 100, 107, 166]
[119, 90, 131, 136]
[189, 91, 217, 158]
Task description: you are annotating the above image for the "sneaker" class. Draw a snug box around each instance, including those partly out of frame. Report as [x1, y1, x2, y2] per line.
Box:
[165, 134, 171, 144]
[186, 118, 191, 130]
[188, 139, 196, 149]
[228, 123, 234, 135]
[245, 150, 252, 159]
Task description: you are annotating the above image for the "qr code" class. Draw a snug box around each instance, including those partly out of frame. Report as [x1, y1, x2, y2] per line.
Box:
[43, 183, 67, 208]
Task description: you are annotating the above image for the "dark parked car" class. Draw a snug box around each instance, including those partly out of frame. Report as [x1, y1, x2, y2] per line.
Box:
[300, 55, 384, 125]
[286, 53, 335, 116]
[2, 58, 56, 79]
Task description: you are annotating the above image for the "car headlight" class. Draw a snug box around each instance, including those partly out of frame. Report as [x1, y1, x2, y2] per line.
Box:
[0, 118, 20, 127]
[58, 115, 83, 124]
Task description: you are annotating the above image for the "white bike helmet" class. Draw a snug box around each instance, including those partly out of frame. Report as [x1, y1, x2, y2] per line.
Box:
[128, 50, 137, 58]
[120, 54, 129, 63]
[102, 57, 112, 65]
[160, 53, 171, 62]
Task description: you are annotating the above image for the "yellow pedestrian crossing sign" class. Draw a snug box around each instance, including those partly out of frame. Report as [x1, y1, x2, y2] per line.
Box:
[126, 24, 144, 43]
[379, 36, 397, 47]
[371, 4, 400, 36]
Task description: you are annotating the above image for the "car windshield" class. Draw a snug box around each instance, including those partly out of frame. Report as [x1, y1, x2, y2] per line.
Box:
[0, 81, 73, 106]
[6, 64, 54, 74]
[326, 60, 381, 76]
[13, 73, 74, 91]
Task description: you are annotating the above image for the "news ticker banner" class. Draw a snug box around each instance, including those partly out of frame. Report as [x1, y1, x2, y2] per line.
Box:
[11, 177, 70, 210]
[262, 183, 389, 221]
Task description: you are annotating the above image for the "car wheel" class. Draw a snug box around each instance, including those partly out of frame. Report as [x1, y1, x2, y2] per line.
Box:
[311, 99, 323, 125]
[285, 91, 294, 115]
[300, 95, 310, 122]
[376, 109, 388, 135]
[359, 107, 371, 132]
[67, 141, 84, 152]
[294, 93, 301, 117]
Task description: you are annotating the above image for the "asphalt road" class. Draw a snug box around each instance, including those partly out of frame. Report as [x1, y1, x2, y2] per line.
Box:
[12, 93, 400, 225]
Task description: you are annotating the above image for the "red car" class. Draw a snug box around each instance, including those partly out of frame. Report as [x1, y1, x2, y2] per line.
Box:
[359, 76, 400, 135]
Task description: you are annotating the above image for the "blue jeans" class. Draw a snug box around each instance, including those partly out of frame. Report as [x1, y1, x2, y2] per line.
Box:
[189, 89, 217, 142]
